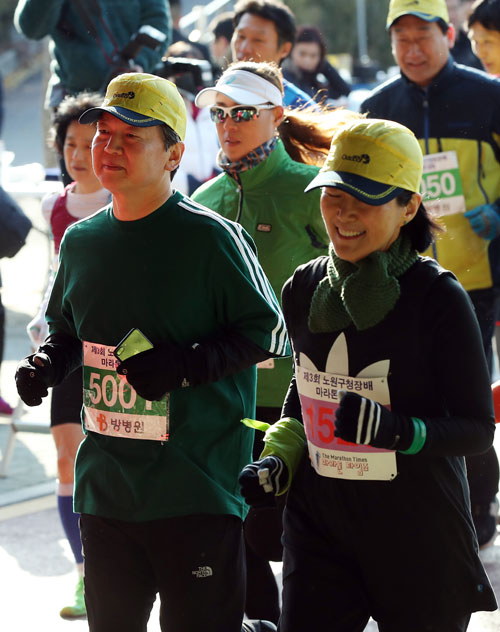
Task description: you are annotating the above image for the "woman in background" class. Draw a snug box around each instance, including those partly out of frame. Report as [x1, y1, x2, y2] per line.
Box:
[27, 91, 109, 620]
[282, 26, 350, 106]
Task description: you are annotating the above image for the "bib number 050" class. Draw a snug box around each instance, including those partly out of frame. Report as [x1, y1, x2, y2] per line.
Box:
[421, 172, 456, 199]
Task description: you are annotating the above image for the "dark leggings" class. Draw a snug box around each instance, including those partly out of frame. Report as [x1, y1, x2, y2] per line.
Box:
[244, 406, 284, 624]
[50, 366, 83, 426]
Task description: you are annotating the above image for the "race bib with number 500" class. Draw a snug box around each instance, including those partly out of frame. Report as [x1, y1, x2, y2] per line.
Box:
[82, 341, 170, 441]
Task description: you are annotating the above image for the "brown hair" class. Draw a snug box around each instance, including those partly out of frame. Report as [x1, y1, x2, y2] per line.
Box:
[279, 107, 362, 166]
[222, 60, 285, 94]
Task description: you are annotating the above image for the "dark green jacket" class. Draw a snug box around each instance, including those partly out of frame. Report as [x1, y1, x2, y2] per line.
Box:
[193, 140, 328, 408]
[14, 0, 170, 102]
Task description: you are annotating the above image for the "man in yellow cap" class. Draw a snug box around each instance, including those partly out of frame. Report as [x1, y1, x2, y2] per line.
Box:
[13, 72, 287, 632]
[361, 0, 500, 550]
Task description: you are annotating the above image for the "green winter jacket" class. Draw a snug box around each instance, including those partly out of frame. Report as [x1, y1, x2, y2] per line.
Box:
[14, 0, 170, 102]
[193, 140, 328, 408]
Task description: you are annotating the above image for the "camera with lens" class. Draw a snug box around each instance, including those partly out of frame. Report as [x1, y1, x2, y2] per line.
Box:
[154, 57, 214, 98]
[103, 25, 214, 97]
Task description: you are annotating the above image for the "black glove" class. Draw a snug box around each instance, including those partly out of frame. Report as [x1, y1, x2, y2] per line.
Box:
[15, 352, 56, 406]
[115, 328, 270, 401]
[334, 391, 413, 451]
[238, 456, 288, 507]
[116, 343, 189, 401]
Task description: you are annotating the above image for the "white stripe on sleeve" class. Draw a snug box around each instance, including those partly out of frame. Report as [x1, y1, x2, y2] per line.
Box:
[178, 199, 288, 355]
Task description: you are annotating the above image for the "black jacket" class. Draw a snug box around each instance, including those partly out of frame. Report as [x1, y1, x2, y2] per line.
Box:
[282, 58, 350, 103]
[281, 256, 497, 620]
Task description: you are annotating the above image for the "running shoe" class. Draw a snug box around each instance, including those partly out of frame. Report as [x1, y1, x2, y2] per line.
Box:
[59, 576, 87, 619]
[0, 396, 13, 415]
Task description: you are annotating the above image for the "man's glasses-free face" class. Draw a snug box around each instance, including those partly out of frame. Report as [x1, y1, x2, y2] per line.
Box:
[209, 104, 276, 123]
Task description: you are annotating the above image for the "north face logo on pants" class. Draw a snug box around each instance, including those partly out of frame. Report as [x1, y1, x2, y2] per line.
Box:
[192, 566, 213, 578]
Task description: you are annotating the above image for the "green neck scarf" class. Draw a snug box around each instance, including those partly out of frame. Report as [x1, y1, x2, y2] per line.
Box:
[308, 235, 418, 333]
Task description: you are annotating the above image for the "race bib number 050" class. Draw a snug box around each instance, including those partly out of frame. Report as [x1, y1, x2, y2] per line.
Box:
[83, 341, 169, 441]
[421, 150, 466, 217]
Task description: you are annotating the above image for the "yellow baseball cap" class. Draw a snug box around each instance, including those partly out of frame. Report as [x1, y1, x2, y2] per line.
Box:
[79, 73, 187, 141]
[305, 119, 423, 205]
[386, 0, 449, 29]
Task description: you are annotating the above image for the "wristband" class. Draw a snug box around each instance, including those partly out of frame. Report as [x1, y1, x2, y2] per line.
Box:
[399, 417, 426, 455]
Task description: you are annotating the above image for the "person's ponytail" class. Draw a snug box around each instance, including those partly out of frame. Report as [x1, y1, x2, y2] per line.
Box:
[278, 107, 363, 166]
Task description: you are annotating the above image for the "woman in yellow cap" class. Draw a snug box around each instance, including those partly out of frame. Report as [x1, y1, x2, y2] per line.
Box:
[239, 117, 498, 631]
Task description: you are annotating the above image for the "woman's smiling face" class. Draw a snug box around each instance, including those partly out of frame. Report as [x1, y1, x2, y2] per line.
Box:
[320, 187, 419, 263]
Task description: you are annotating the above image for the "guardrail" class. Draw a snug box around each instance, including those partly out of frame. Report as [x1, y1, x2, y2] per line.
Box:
[179, 0, 233, 41]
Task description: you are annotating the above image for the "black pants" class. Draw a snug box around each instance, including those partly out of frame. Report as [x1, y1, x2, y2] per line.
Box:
[80, 513, 245, 632]
[279, 461, 472, 632]
[279, 538, 471, 632]
[468, 287, 496, 375]
[466, 288, 499, 506]
[244, 406, 284, 624]
[279, 543, 471, 631]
